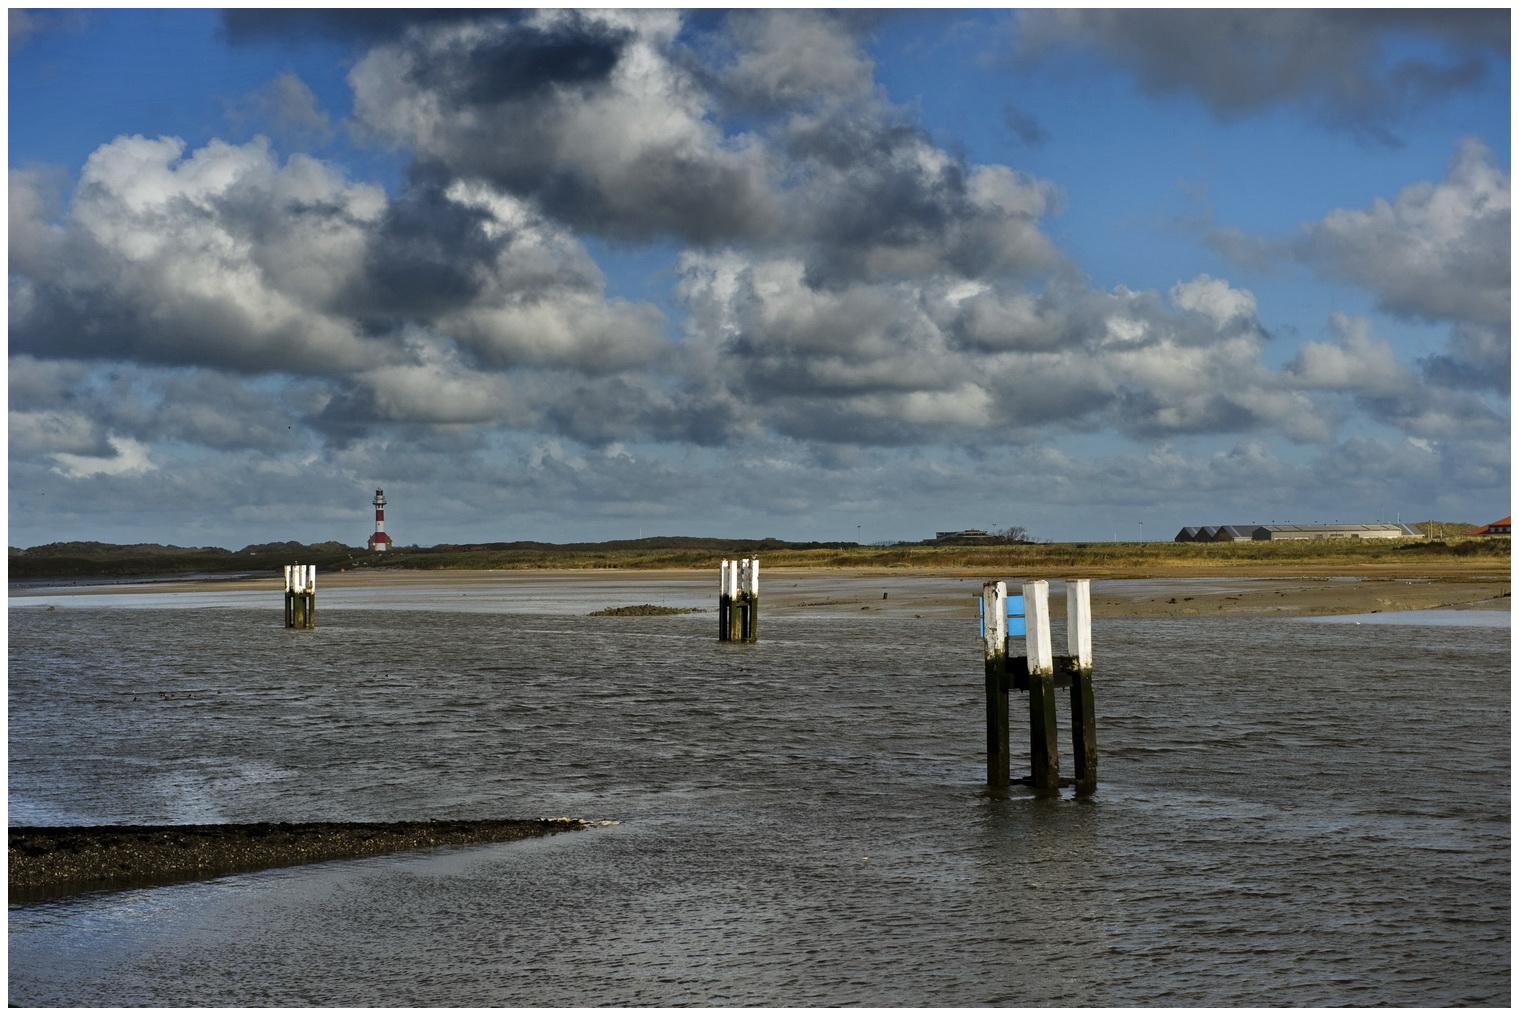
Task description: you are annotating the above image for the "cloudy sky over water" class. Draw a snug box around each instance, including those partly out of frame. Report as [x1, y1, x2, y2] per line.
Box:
[8, 8, 1510, 549]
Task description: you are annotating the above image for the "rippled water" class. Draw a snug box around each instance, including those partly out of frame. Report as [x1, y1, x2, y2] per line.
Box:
[8, 593, 1510, 1006]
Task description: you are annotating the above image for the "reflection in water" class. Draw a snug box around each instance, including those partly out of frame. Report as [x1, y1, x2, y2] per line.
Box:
[8, 604, 1509, 1006]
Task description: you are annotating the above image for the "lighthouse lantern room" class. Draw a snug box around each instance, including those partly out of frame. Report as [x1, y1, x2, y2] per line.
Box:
[368, 489, 393, 552]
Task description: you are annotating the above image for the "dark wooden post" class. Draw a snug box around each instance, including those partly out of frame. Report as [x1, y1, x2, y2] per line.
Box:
[284, 564, 315, 629]
[719, 559, 758, 642]
[1024, 579, 1059, 790]
[727, 559, 743, 641]
[740, 558, 759, 641]
[1067, 579, 1097, 794]
[982, 581, 1010, 786]
[718, 560, 734, 641]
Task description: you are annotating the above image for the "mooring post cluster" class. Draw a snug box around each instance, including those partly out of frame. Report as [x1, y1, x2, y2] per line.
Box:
[284, 563, 316, 629]
[718, 558, 759, 641]
[980, 578, 1095, 793]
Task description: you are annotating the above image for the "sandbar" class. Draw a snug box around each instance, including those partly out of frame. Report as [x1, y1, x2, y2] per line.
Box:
[11, 565, 1509, 618]
[9, 819, 586, 902]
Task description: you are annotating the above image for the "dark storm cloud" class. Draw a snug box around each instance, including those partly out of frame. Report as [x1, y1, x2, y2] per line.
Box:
[344, 9, 1071, 295]
[9, 8, 1507, 544]
[348, 11, 780, 247]
[344, 8, 1068, 279]
[350, 174, 497, 321]
[1014, 9, 1508, 136]
[9, 126, 669, 397]
[406, 13, 629, 105]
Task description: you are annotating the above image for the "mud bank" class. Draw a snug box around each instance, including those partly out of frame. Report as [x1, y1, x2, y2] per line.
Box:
[9, 819, 585, 901]
[11, 567, 1509, 620]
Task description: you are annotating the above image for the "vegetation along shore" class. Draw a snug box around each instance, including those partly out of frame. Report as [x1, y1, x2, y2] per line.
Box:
[7, 523, 1508, 581]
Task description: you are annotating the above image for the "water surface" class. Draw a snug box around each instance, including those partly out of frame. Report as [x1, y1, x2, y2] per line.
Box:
[9, 597, 1509, 1006]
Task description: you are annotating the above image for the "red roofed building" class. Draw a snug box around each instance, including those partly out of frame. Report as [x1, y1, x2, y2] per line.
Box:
[1468, 516, 1510, 536]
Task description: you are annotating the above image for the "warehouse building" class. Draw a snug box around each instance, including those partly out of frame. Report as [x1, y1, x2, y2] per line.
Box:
[1176, 522, 1421, 541]
[1173, 524, 1262, 542]
[1250, 523, 1421, 540]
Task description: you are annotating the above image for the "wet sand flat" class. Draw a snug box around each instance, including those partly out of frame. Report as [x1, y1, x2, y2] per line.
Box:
[11, 565, 1508, 618]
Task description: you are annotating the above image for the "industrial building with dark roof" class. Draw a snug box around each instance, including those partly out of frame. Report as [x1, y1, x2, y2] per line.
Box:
[1175, 522, 1422, 542]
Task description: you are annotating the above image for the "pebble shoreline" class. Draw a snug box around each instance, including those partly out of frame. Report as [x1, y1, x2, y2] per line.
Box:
[9, 819, 588, 901]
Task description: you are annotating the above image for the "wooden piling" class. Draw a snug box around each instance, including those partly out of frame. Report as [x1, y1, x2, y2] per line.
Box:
[979, 576, 1098, 793]
[284, 564, 315, 629]
[719, 559, 758, 642]
[719, 560, 734, 640]
[739, 558, 758, 641]
[728, 559, 742, 641]
[1066, 579, 1097, 795]
[982, 581, 1010, 786]
[1023, 580, 1059, 790]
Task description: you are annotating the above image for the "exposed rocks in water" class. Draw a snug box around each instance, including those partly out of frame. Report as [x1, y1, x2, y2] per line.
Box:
[9, 819, 587, 901]
[587, 604, 706, 616]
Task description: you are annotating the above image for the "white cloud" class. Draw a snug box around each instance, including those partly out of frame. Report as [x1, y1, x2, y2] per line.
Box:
[10, 135, 388, 373]
[1298, 138, 1509, 326]
[5, 10, 1507, 549]
[52, 435, 156, 478]
[1286, 313, 1415, 396]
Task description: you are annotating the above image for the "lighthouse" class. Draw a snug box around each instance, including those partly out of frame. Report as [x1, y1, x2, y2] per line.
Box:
[368, 489, 393, 552]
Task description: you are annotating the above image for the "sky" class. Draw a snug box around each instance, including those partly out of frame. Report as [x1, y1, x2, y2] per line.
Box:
[7, 8, 1511, 549]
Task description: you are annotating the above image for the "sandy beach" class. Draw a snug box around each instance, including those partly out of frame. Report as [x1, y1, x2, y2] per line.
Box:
[13, 564, 1509, 619]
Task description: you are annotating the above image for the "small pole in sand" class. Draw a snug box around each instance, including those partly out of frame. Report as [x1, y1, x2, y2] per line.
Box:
[285, 563, 315, 628]
[718, 558, 759, 642]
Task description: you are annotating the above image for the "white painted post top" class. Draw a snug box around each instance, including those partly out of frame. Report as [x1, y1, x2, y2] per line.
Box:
[1066, 578, 1091, 668]
[747, 558, 759, 596]
[982, 580, 1007, 659]
[1023, 579, 1054, 672]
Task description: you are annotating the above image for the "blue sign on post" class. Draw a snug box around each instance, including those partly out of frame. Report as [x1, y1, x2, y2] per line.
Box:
[979, 594, 1027, 637]
[1007, 595, 1026, 637]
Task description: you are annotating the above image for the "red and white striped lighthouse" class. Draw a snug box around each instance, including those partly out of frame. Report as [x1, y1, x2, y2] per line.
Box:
[367, 489, 393, 552]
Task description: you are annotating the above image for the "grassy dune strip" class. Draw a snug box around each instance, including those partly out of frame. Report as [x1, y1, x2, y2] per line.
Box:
[9, 819, 585, 901]
[365, 539, 1510, 574]
[12, 528, 1506, 581]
